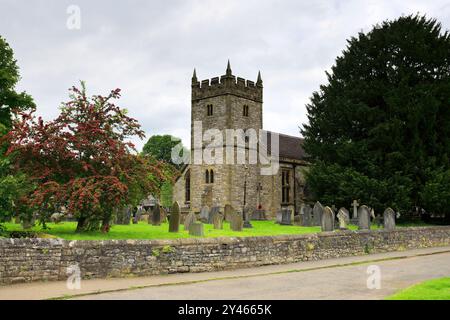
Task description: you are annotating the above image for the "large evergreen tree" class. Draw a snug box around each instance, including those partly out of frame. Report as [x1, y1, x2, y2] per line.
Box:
[301, 15, 450, 216]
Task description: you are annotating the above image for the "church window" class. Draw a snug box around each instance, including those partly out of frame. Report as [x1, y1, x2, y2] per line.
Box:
[185, 170, 191, 203]
[207, 104, 214, 116]
[282, 170, 291, 204]
[243, 105, 249, 117]
[205, 169, 214, 184]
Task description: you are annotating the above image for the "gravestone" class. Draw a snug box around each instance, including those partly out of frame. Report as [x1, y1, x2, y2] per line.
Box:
[275, 210, 283, 224]
[300, 204, 313, 226]
[132, 206, 140, 224]
[199, 206, 210, 223]
[230, 213, 243, 231]
[351, 200, 359, 219]
[243, 207, 253, 228]
[151, 205, 161, 226]
[338, 207, 350, 223]
[160, 207, 167, 223]
[189, 221, 204, 237]
[321, 206, 334, 232]
[224, 204, 234, 222]
[384, 207, 396, 231]
[312, 202, 324, 226]
[208, 206, 220, 224]
[358, 205, 371, 230]
[280, 208, 292, 225]
[251, 209, 267, 221]
[184, 212, 197, 231]
[169, 202, 181, 233]
[116, 206, 132, 225]
[337, 208, 349, 230]
[213, 213, 224, 229]
[293, 215, 302, 226]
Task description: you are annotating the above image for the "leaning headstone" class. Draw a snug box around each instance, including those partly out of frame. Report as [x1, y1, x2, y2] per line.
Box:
[280, 208, 292, 225]
[384, 208, 396, 231]
[358, 205, 371, 230]
[208, 206, 220, 224]
[169, 202, 181, 232]
[321, 206, 335, 232]
[230, 213, 243, 231]
[213, 213, 224, 229]
[312, 202, 324, 226]
[199, 206, 210, 222]
[338, 207, 350, 224]
[337, 208, 349, 230]
[151, 205, 161, 226]
[184, 212, 197, 231]
[189, 221, 204, 237]
[224, 204, 234, 222]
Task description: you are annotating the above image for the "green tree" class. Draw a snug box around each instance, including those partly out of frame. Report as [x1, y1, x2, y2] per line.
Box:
[0, 36, 34, 129]
[301, 15, 450, 216]
[0, 35, 35, 225]
[420, 168, 450, 221]
[142, 134, 188, 168]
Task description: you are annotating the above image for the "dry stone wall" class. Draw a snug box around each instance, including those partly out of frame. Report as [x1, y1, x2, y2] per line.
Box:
[1, 226, 449, 285]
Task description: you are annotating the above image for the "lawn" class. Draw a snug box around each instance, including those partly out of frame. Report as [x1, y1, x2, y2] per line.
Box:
[1, 220, 371, 240]
[386, 277, 450, 300]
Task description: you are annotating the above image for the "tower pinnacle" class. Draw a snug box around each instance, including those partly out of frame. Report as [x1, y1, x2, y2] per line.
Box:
[226, 60, 232, 76]
[256, 71, 263, 87]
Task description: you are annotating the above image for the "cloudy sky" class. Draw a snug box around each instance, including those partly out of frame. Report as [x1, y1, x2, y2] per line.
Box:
[1, 0, 450, 150]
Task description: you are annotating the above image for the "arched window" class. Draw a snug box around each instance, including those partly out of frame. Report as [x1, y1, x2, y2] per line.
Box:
[185, 170, 191, 203]
[205, 170, 210, 183]
[210, 170, 214, 183]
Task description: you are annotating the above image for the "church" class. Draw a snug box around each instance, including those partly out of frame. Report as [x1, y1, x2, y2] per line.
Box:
[173, 62, 309, 218]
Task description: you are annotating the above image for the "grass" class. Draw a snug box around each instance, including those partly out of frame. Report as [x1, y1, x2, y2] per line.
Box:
[386, 277, 450, 300]
[0, 220, 379, 241]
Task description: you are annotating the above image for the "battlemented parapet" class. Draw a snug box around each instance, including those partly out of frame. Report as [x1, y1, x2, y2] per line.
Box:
[191, 61, 263, 102]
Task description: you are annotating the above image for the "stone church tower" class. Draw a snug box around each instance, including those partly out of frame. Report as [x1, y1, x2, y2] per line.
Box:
[188, 61, 263, 213]
[173, 62, 308, 218]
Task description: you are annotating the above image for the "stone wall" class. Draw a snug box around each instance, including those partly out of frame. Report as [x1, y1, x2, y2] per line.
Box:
[1, 226, 450, 285]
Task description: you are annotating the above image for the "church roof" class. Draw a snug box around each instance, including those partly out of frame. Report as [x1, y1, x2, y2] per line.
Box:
[265, 131, 307, 162]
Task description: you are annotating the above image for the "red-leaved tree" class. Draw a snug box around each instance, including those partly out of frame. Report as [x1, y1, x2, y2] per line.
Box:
[5, 82, 172, 232]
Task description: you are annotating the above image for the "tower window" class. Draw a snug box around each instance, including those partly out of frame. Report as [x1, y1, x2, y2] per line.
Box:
[281, 170, 291, 204]
[243, 105, 249, 117]
[205, 169, 214, 184]
[185, 170, 191, 203]
[207, 104, 213, 116]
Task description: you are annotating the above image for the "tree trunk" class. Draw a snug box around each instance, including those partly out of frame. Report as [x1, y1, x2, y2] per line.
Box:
[76, 217, 86, 233]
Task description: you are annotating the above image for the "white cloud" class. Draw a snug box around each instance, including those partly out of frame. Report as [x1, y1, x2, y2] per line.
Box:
[1, 0, 449, 150]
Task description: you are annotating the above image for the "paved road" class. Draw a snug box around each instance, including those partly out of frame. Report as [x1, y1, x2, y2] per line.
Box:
[76, 249, 450, 300]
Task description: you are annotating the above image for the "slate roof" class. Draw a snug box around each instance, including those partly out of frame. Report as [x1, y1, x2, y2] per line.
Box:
[264, 131, 306, 161]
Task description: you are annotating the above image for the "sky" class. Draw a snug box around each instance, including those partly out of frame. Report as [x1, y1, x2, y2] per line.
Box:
[1, 0, 450, 151]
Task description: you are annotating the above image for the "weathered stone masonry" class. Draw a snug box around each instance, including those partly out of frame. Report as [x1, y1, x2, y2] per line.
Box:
[1, 226, 449, 285]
